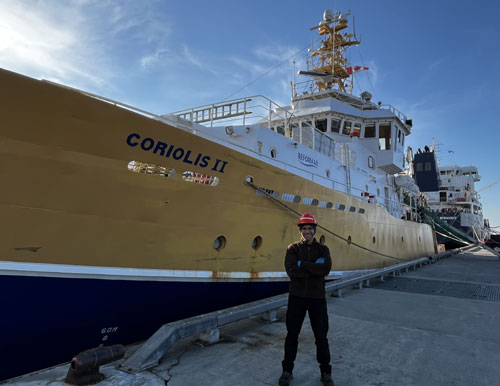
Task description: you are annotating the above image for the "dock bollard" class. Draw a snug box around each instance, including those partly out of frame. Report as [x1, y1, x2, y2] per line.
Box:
[65, 344, 125, 385]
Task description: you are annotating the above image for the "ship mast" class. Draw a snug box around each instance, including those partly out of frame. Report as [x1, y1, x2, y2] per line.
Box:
[298, 10, 362, 94]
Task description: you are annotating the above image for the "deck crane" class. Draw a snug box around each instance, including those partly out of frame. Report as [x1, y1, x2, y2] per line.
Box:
[477, 178, 500, 193]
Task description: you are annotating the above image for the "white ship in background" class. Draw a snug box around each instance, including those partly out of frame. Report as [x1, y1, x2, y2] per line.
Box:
[413, 147, 491, 246]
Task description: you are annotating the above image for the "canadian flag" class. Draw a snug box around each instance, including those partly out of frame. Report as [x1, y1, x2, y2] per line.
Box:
[346, 66, 369, 75]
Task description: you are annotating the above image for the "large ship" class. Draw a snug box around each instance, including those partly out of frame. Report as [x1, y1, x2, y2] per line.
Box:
[413, 148, 490, 248]
[0, 10, 436, 381]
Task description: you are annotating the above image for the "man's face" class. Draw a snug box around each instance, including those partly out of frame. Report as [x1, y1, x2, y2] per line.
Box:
[300, 225, 315, 243]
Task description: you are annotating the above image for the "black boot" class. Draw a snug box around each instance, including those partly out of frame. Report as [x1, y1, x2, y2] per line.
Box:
[279, 371, 293, 386]
[320, 372, 334, 386]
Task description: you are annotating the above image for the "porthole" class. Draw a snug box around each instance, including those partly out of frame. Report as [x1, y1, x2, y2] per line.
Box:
[252, 236, 262, 250]
[319, 235, 325, 244]
[270, 147, 277, 159]
[213, 235, 226, 251]
[372, 236, 376, 244]
[326, 169, 331, 178]
[335, 203, 346, 211]
[347, 236, 352, 244]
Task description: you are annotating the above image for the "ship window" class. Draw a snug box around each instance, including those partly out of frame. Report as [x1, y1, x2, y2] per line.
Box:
[358, 208, 365, 214]
[270, 147, 277, 158]
[301, 120, 312, 128]
[352, 123, 361, 136]
[401, 134, 405, 147]
[364, 124, 375, 138]
[281, 193, 300, 202]
[416, 163, 423, 172]
[331, 118, 341, 133]
[315, 118, 327, 133]
[303, 197, 319, 206]
[182, 171, 220, 186]
[290, 123, 298, 137]
[320, 201, 333, 208]
[213, 235, 226, 251]
[277, 125, 285, 135]
[335, 203, 346, 210]
[397, 130, 402, 143]
[440, 192, 447, 202]
[378, 123, 391, 150]
[425, 162, 431, 171]
[252, 236, 262, 250]
[256, 187, 279, 199]
[342, 120, 352, 135]
[440, 170, 446, 175]
[368, 156, 374, 169]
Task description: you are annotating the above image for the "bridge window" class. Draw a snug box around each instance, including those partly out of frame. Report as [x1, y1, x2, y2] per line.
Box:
[378, 123, 391, 150]
[315, 118, 327, 133]
[331, 118, 341, 133]
[364, 124, 375, 138]
[352, 123, 361, 136]
[342, 120, 352, 135]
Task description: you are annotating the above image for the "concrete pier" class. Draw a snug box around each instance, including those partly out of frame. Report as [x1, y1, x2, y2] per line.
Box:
[6, 246, 500, 386]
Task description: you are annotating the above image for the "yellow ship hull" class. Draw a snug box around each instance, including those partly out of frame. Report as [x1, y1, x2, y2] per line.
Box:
[0, 69, 435, 275]
[0, 68, 435, 380]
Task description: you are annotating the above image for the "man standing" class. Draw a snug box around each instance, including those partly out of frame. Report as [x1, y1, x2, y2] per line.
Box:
[279, 213, 334, 386]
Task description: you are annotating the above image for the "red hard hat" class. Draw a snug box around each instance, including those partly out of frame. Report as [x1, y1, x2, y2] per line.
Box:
[297, 212, 317, 226]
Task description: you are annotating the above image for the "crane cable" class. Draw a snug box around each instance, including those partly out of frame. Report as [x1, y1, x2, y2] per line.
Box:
[247, 180, 415, 262]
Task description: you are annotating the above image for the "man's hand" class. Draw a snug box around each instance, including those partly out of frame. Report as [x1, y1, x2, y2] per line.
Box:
[315, 257, 325, 264]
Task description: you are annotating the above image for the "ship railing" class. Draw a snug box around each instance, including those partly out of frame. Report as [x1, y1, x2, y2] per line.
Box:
[167, 95, 291, 128]
[379, 104, 409, 127]
[119, 248, 474, 374]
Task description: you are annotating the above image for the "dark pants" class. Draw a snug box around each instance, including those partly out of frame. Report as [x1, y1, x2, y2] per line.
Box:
[282, 294, 331, 374]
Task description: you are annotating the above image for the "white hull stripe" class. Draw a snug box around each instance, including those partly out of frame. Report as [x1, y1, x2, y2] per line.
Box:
[0, 261, 376, 282]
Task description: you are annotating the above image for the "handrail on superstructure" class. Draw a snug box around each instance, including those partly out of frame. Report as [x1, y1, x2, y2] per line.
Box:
[167, 95, 288, 128]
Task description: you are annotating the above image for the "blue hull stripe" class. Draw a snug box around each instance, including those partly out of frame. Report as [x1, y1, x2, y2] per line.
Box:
[0, 274, 289, 381]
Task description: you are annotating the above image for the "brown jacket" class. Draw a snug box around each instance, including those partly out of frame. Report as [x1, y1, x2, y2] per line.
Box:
[284, 238, 332, 298]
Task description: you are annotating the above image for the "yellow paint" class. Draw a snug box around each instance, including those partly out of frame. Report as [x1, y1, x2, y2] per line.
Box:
[0, 69, 436, 276]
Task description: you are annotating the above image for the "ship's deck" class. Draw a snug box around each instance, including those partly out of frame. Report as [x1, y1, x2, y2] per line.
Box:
[6, 247, 500, 386]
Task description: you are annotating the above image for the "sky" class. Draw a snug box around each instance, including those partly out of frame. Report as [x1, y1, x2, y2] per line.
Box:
[1, 0, 499, 227]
